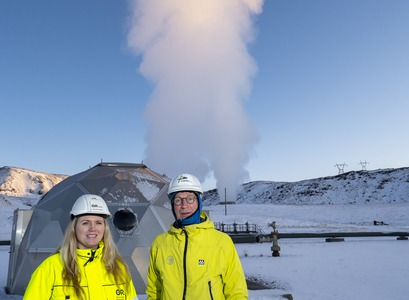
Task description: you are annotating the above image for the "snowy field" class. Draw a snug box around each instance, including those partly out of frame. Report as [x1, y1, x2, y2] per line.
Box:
[1, 203, 409, 299]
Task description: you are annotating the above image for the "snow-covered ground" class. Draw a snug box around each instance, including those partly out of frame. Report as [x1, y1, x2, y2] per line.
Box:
[1, 203, 409, 299]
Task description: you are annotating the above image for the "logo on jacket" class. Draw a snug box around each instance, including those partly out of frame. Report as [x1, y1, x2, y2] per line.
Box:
[115, 288, 125, 300]
[116, 289, 124, 295]
[198, 259, 205, 266]
[166, 256, 174, 265]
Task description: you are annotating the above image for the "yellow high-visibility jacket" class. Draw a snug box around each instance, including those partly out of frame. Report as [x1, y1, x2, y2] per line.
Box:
[146, 212, 248, 300]
[23, 242, 138, 300]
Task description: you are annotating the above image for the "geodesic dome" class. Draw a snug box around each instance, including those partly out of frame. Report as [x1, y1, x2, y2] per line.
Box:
[7, 163, 174, 295]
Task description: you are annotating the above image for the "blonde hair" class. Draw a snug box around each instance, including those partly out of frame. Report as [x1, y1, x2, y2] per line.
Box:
[59, 217, 131, 299]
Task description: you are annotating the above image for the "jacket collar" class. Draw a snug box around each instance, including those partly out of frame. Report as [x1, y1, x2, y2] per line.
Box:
[76, 242, 104, 263]
[169, 211, 214, 235]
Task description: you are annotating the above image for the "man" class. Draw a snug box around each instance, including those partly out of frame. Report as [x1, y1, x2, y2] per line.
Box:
[146, 173, 248, 299]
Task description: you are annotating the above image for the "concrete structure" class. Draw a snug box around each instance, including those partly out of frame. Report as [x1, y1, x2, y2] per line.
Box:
[7, 163, 174, 295]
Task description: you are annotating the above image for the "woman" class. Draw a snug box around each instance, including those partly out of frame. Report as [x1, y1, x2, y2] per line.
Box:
[23, 194, 138, 300]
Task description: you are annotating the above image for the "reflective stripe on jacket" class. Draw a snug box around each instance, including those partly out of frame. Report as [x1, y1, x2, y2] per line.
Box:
[23, 242, 138, 300]
[146, 212, 248, 300]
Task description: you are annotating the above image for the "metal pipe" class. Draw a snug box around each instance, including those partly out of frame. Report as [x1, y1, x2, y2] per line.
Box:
[257, 231, 409, 242]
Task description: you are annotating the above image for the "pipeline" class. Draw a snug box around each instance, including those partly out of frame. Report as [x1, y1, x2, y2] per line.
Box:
[256, 231, 409, 243]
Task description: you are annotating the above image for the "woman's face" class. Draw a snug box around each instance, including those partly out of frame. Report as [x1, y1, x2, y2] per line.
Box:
[75, 215, 105, 249]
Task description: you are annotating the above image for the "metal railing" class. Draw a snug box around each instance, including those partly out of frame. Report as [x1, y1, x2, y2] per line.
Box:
[214, 222, 265, 234]
[212, 222, 409, 243]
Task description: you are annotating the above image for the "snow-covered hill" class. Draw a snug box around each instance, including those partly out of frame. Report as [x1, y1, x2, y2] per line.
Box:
[0, 166, 67, 208]
[204, 167, 409, 205]
[0, 166, 67, 239]
[1, 165, 408, 239]
[2, 166, 409, 209]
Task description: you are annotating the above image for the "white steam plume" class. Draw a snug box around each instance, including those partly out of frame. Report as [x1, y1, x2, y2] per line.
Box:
[127, 0, 264, 200]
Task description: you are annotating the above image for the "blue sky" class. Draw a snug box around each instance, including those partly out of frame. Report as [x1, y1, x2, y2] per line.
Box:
[1, 0, 409, 192]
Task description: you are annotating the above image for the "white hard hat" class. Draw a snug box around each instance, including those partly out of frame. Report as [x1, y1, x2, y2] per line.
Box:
[70, 194, 111, 220]
[168, 173, 203, 196]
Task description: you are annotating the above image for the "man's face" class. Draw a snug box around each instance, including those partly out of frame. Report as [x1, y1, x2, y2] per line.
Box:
[173, 191, 198, 220]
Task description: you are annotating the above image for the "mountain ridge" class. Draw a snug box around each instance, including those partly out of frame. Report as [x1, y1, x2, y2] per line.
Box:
[1, 165, 408, 240]
[203, 167, 409, 205]
[1, 166, 409, 209]
[0, 166, 68, 207]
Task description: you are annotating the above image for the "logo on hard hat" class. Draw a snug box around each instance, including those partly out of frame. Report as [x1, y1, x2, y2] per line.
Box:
[177, 175, 188, 183]
[177, 175, 191, 184]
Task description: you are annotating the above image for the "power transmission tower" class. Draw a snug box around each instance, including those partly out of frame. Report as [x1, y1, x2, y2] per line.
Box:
[334, 163, 347, 174]
[359, 160, 369, 170]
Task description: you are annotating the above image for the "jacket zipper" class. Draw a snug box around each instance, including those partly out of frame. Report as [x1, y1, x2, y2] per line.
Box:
[182, 228, 188, 300]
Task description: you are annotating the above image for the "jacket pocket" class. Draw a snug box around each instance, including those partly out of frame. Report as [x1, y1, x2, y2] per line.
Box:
[103, 283, 128, 300]
[50, 285, 76, 299]
[208, 275, 223, 300]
